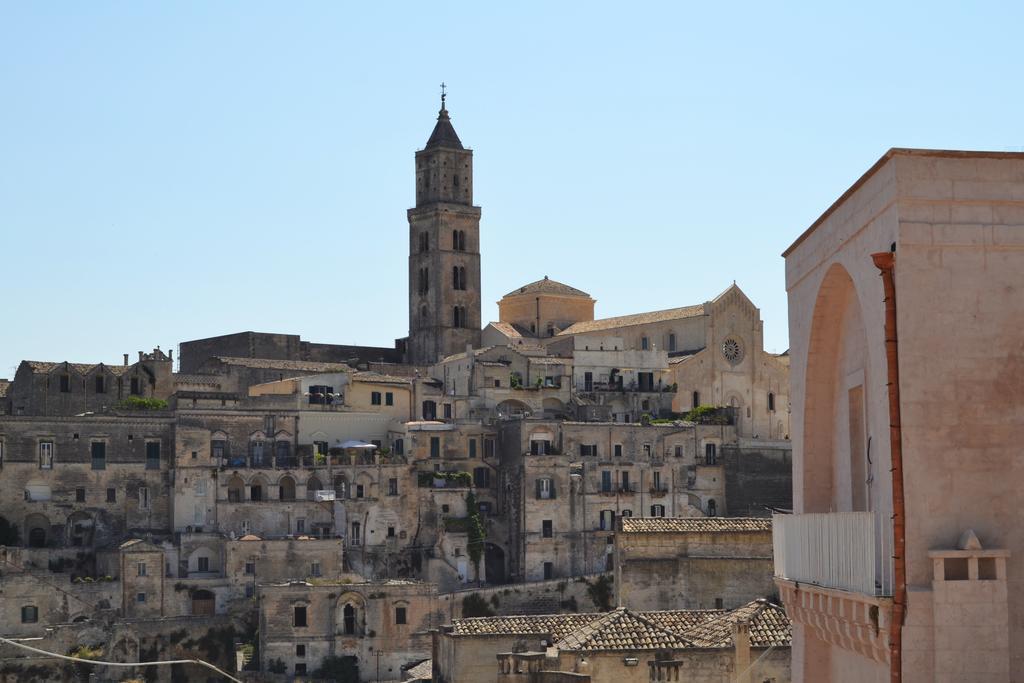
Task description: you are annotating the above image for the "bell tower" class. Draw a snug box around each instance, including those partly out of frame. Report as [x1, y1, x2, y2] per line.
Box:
[407, 88, 482, 364]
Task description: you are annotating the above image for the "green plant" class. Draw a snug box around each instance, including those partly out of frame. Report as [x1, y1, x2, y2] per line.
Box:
[510, 372, 523, 389]
[0, 515, 20, 546]
[461, 593, 495, 618]
[464, 492, 486, 574]
[684, 404, 730, 424]
[586, 575, 614, 612]
[116, 396, 168, 411]
[313, 451, 326, 466]
[69, 645, 102, 660]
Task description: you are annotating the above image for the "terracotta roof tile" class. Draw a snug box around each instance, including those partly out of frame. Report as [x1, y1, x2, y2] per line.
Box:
[620, 517, 772, 534]
[558, 304, 705, 336]
[556, 608, 692, 651]
[503, 277, 591, 299]
[23, 361, 130, 376]
[449, 612, 602, 638]
[679, 600, 791, 649]
[352, 371, 412, 385]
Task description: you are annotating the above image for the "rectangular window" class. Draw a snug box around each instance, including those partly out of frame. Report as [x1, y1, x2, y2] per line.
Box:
[130, 377, 140, 395]
[443, 403, 452, 419]
[579, 444, 597, 457]
[601, 471, 612, 492]
[613, 444, 622, 458]
[139, 487, 150, 510]
[543, 562, 554, 580]
[245, 584, 255, 598]
[351, 522, 361, 546]
[296, 644, 306, 657]
[21, 606, 38, 623]
[387, 525, 396, 538]
[195, 479, 207, 496]
[198, 556, 210, 572]
[653, 471, 662, 490]
[388, 478, 398, 496]
[385, 392, 394, 406]
[294, 605, 307, 627]
[542, 520, 553, 538]
[484, 438, 495, 458]
[430, 437, 440, 458]
[106, 488, 116, 503]
[308, 384, 334, 405]
[76, 488, 86, 503]
[59, 374, 70, 393]
[310, 561, 321, 577]
[395, 607, 407, 625]
[643, 444, 652, 457]
[641, 337, 649, 350]
[599, 509, 615, 531]
[620, 471, 631, 491]
[468, 439, 477, 458]
[356, 484, 364, 498]
[705, 443, 717, 465]
[674, 445, 683, 458]
[245, 559, 255, 575]
[295, 663, 307, 675]
[371, 391, 382, 405]
[91, 442, 106, 470]
[145, 441, 160, 470]
[650, 504, 665, 517]
[668, 333, 676, 352]
[95, 375, 106, 394]
[137, 592, 146, 603]
[493, 379, 501, 388]
[296, 518, 305, 534]
[393, 438, 404, 455]
[39, 442, 54, 469]
[473, 467, 490, 488]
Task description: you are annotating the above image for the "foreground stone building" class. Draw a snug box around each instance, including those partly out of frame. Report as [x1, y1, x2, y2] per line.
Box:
[775, 148, 1024, 682]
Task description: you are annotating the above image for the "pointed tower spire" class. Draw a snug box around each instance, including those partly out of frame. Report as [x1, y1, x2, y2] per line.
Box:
[425, 82, 463, 150]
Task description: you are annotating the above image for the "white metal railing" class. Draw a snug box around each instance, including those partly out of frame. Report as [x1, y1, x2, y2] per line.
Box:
[772, 511, 893, 596]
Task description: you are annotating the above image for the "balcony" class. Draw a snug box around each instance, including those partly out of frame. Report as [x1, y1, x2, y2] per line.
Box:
[773, 511, 896, 665]
[649, 484, 669, 496]
[772, 511, 893, 596]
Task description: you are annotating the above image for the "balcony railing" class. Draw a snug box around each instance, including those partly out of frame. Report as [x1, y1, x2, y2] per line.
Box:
[772, 511, 894, 596]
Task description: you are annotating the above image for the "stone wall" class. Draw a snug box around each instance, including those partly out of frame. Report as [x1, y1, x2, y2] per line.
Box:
[439, 573, 613, 621]
[721, 442, 792, 517]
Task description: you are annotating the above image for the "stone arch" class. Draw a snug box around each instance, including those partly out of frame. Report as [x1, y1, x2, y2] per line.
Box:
[496, 399, 530, 419]
[110, 635, 139, 662]
[541, 397, 565, 418]
[66, 511, 94, 547]
[336, 592, 367, 636]
[353, 472, 374, 499]
[249, 474, 269, 502]
[306, 474, 324, 500]
[227, 474, 245, 502]
[484, 542, 507, 584]
[189, 546, 217, 574]
[278, 474, 297, 501]
[24, 512, 50, 548]
[803, 262, 871, 513]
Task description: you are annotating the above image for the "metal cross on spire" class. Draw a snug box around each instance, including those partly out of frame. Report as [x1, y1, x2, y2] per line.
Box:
[440, 81, 447, 108]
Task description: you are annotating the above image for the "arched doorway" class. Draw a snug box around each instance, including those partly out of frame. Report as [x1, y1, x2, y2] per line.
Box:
[25, 513, 49, 548]
[484, 543, 506, 584]
[191, 589, 216, 616]
[227, 475, 245, 503]
[307, 475, 323, 501]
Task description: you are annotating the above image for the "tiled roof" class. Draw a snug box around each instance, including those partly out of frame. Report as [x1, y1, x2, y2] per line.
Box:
[404, 659, 432, 681]
[556, 608, 692, 651]
[213, 357, 349, 372]
[558, 304, 705, 336]
[425, 107, 463, 150]
[620, 517, 772, 534]
[352, 371, 412, 385]
[503, 277, 591, 299]
[449, 601, 791, 652]
[487, 322, 523, 339]
[449, 612, 602, 638]
[23, 361, 130, 376]
[679, 600, 791, 649]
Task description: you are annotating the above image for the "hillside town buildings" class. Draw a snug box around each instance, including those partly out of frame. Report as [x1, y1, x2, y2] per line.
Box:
[0, 98, 792, 681]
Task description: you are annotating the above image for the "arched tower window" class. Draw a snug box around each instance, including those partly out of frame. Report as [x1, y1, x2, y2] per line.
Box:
[343, 604, 356, 635]
[768, 392, 775, 412]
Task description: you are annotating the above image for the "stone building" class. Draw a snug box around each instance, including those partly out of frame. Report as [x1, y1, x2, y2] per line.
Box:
[776, 148, 1024, 682]
[258, 579, 440, 679]
[435, 599, 790, 683]
[495, 277, 596, 339]
[613, 517, 774, 611]
[499, 419, 734, 582]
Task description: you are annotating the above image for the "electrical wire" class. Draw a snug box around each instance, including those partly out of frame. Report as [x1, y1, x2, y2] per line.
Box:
[0, 635, 242, 682]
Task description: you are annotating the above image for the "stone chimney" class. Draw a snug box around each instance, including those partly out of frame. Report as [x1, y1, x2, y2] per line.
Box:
[123, 354, 129, 367]
[733, 618, 751, 683]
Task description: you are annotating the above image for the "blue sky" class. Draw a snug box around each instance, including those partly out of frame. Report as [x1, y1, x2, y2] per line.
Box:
[2, 2, 1022, 375]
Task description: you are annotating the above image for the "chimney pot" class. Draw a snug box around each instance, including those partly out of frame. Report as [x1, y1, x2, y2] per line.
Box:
[123, 354, 129, 366]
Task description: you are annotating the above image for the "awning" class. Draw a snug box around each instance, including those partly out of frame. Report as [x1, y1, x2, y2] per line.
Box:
[337, 439, 378, 449]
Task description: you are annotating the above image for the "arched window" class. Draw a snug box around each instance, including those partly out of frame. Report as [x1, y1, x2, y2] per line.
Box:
[343, 604, 356, 634]
[419, 232, 429, 253]
[452, 266, 461, 290]
[452, 230, 460, 250]
[668, 333, 676, 352]
[227, 475, 245, 503]
[453, 306, 462, 328]
[459, 231, 466, 250]
[768, 392, 775, 412]
[459, 266, 466, 290]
